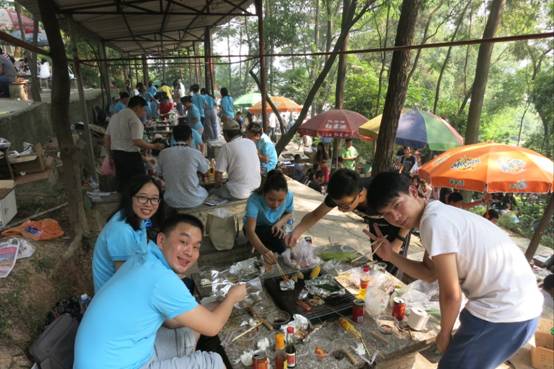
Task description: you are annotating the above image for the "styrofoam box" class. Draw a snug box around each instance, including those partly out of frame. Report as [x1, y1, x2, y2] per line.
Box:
[0, 180, 17, 227]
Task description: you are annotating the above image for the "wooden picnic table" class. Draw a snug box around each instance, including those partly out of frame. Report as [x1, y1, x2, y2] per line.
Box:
[192, 250, 441, 368]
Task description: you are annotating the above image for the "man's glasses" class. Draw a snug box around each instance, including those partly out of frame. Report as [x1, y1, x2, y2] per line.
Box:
[134, 195, 160, 206]
[335, 193, 360, 211]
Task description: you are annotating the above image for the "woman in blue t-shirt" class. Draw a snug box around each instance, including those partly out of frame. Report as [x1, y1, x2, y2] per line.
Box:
[244, 170, 294, 265]
[92, 175, 164, 292]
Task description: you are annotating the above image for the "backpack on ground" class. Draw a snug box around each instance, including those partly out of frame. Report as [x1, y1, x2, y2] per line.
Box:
[29, 313, 79, 369]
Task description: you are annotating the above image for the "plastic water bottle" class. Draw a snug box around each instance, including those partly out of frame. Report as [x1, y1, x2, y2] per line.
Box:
[79, 293, 91, 314]
[284, 218, 294, 235]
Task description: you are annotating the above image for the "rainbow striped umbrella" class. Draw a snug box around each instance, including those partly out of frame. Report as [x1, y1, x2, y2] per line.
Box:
[358, 108, 463, 151]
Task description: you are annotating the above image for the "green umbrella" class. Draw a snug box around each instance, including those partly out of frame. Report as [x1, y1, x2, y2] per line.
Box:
[234, 92, 264, 107]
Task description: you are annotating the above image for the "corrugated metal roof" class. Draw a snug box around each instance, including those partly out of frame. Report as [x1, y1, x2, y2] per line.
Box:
[17, 0, 253, 55]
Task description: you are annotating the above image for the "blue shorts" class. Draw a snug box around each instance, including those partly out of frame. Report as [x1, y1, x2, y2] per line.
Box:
[438, 309, 538, 369]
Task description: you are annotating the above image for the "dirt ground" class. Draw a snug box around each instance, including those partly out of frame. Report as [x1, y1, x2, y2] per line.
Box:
[0, 178, 95, 368]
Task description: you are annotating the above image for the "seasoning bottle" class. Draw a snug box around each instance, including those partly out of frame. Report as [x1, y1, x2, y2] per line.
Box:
[357, 264, 370, 300]
[285, 326, 296, 368]
[274, 331, 288, 369]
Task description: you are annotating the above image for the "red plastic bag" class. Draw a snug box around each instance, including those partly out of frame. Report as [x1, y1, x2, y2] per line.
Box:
[100, 157, 116, 176]
[2, 219, 64, 241]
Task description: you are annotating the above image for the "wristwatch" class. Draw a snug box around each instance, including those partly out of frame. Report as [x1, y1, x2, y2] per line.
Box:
[395, 233, 407, 242]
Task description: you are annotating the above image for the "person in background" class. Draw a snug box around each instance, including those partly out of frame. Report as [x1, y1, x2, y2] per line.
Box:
[201, 88, 219, 140]
[191, 84, 212, 140]
[38, 57, 51, 89]
[365, 172, 542, 369]
[181, 96, 203, 136]
[340, 138, 358, 171]
[399, 146, 416, 177]
[214, 120, 261, 200]
[176, 117, 203, 152]
[92, 175, 163, 292]
[541, 274, 554, 311]
[483, 208, 500, 224]
[147, 81, 157, 97]
[158, 92, 173, 119]
[245, 123, 278, 175]
[307, 170, 324, 193]
[446, 192, 487, 210]
[0, 48, 16, 98]
[292, 154, 305, 182]
[173, 78, 185, 100]
[158, 125, 209, 210]
[235, 111, 244, 129]
[158, 82, 173, 103]
[314, 142, 330, 183]
[74, 214, 247, 369]
[113, 91, 130, 114]
[219, 87, 234, 123]
[105, 96, 164, 192]
[409, 149, 422, 177]
[244, 170, 294, 265]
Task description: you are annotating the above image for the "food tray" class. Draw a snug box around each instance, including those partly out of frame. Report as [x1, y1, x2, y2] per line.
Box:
[263, 269, 354, 323]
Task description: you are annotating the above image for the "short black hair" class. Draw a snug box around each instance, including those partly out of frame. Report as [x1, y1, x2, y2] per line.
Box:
[366, 171, 410, 214]
[247, 122, 263, 135]
[161, 213, 204, 236]
[190, 84, 200, 93]
[173, 125, 192, 142]
[327, 169, 361, 200]
[220, 87, 229, 96]
[119, 91, 130, 99]
[181, 96, 193, 104]
[448, 192, 463, 203]
[128, 95, 147, 108]
[484, 208, 499, 220]
[544, 274, 554, 290]
[200, 88, 207, 94]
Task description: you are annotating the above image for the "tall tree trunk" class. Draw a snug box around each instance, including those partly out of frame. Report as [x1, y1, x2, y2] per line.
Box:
[375, 0, 391, 115]
[372, 0, 422, 175]
[525, 194, 554, 260]
[30, 19, 41, 101]
[335, 0, 351, 110]
[464, 0, 505, 145]
[406, 2, 444, 85]
[314, 0, 320, 50]
[433, 1, 469, 113]
[277, 0, 374, 153]
[38, 0, 89, 234]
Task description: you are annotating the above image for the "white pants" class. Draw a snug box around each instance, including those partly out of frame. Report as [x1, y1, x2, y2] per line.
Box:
[140, 327, 225, 369]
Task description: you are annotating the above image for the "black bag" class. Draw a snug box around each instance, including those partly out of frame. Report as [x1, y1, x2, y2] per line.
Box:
[29, 313, 78, 369]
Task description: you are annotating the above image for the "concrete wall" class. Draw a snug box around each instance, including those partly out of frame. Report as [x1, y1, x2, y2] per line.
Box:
[0, 90, 104, 151]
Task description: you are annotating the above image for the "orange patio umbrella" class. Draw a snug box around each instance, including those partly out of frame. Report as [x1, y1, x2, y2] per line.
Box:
[419, 143, 553, 193]
[248, 96, 302, 114]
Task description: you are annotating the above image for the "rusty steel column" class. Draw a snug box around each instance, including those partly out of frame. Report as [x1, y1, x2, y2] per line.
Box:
[255, 0, 268, 131]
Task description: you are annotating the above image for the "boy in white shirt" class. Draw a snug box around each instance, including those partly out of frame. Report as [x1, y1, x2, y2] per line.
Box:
[365, 172, 542, 369]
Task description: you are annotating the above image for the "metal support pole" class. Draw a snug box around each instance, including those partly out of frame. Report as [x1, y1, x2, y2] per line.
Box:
[255, 0, 268, 131]
[99, 40, 111, 109]
[204, 27, 214, 95]
[142, 54, 149, 85]
[192, 42, 200, 83]
[70, 23, 98, 184]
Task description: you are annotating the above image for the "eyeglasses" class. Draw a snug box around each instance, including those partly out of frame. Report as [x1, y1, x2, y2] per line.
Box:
[335, 193, 360, 211]
[134, 195, 160, 206]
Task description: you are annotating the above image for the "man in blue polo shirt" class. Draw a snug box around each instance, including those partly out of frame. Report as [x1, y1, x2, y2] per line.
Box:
[246, 123, 278, 175]
[74, 214, 247, 369]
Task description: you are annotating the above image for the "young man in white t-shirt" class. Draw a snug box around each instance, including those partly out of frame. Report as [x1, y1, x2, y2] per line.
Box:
[365, 172, 542, 369]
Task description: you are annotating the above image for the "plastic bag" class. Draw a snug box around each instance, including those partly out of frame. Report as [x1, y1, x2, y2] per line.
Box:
[282, 238, 320, 269]
[364, 286, 390, 318]
[2, 219, 64, 241]
[100, 156, 115, 176]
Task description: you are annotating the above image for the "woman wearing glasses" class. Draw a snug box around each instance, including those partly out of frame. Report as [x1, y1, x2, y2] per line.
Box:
[92, 175, 164, 292]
